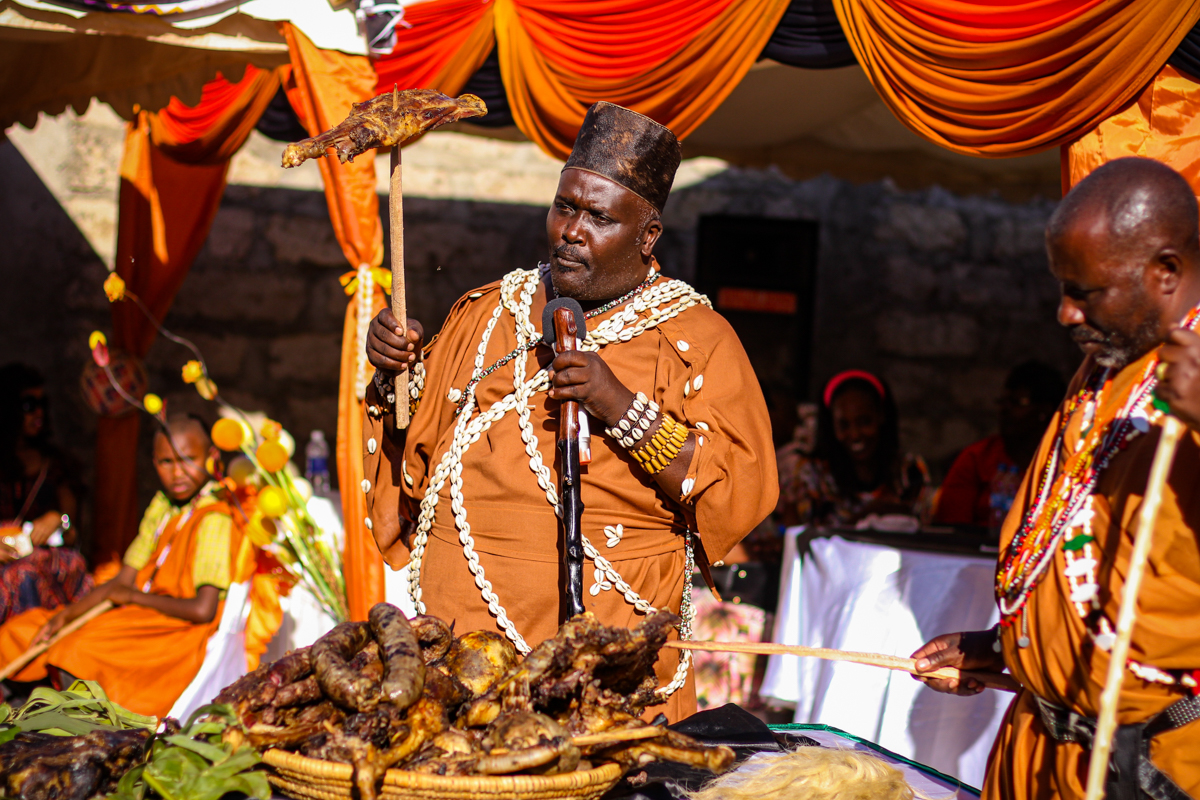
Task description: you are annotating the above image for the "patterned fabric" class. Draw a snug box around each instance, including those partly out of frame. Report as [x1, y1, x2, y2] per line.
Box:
[123, 483, 233, 591]
[0, 547, 93, 624]
[691, 586, 767, 710]
[778, 452, 931, 527]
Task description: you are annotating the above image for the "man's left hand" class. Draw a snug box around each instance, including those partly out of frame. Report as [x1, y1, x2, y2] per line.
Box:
[548, 351, 634, 427]
[1157, 328, 1200, 430]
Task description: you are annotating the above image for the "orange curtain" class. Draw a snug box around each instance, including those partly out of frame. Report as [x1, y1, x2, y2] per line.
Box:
[1062, 64, 1200, 202]
[371, 0, 789, 159]
[279, 22, 387, 622]
[495, 0, 790, 159]
[833, 0, 1200, 157]
[94, 67, 280, 564]
[373, 0, 496, 96]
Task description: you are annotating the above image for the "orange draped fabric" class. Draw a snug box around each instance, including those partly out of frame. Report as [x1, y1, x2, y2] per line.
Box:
[496, 0, 790, 159]
[373, 0, 496, 96]
[833, 0, 1200, 156]
[371, 0, 789, 159]
[279, 22, 387, 622]
[94, 67, 279, 565]
[1063, 65, 1200, 205]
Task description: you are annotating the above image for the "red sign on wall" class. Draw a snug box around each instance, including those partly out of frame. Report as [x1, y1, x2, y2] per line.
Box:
[716, 287, 798, 315]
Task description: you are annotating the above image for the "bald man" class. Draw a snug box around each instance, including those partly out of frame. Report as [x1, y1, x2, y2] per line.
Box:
[0, 416, 246, 717]
[911, 158, 1200, 800]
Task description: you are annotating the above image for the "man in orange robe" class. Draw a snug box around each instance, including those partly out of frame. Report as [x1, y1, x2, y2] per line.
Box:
[361, 102, 778, 722]
[0, 416, 242, 718]
[912, 158, 1200, 798]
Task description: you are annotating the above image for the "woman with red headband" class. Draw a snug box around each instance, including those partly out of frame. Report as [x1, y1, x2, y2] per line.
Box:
[778, 370, 929, 527]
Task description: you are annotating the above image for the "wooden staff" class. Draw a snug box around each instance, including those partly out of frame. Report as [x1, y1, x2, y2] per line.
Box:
[666, 640, 1021, 693]
[1084, 415, 1185, 800]
[0, 600, 112, 681]
[389, 144, 410, 430]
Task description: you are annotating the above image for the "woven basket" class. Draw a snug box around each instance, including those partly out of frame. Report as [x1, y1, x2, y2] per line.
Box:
[264, 748, 624, 800]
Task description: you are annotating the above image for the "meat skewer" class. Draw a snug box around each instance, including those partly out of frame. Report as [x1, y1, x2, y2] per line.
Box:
[665, 640, 1020, 692]
[281, 87, 486, 429]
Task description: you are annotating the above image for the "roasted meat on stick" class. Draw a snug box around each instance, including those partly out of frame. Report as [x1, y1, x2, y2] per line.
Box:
[281, 88, 487, 429]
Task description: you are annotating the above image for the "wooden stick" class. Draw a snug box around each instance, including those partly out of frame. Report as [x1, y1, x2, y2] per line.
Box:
[0, 600, 112, 681]
[389, 143, 410, 430]
[665, 640, 1021, 693]
[1084, 415, 1184, 800]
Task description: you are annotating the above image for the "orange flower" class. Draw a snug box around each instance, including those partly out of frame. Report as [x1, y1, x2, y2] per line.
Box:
[103, 272, 126, 302]
[260, 419, 283, 441]
[142, 393, 163, 415]
[195, 377, 218, 401]
[257, 486, 289, 518]
[181, 360, 204, 384]
[212, 418, 246, 451]
[256, 440, 289, 473]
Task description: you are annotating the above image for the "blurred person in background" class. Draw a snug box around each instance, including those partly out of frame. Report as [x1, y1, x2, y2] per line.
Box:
[0, 364, 90, 623]
[778, 370, 929, 528]
[933, 361, 1066, 530]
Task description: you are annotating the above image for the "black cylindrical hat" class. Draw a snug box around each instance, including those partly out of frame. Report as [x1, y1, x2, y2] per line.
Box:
[562, 102, 682, 213]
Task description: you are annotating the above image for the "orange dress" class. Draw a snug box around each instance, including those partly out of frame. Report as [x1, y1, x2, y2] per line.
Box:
[0, 493, 243, 718]
[986, 348, 1200, 798]
[362, 267, 778, 722]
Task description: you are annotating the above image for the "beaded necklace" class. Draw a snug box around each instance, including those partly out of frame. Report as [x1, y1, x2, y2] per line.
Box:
[996, 305, 1200, 687]
[453, 268, 660, 416]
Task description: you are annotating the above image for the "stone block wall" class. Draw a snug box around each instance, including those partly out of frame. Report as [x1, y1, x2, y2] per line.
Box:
[1, 127, 1078, 555]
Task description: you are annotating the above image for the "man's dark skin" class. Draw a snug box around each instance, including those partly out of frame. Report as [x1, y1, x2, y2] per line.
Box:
[912, 159, 1200, 694]
[33, 417, 223, 645]
[367, 167, 696, 501]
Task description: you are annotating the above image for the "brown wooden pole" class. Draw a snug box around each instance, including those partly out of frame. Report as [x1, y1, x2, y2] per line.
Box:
[665, 640, 1020, 693]
[390, 145, 410, 429]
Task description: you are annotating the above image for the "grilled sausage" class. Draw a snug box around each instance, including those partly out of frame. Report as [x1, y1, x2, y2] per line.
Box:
[368, 603, 426, 710]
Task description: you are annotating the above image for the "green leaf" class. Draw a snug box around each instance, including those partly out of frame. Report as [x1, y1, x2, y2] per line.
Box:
[161, 734, 230, 763]
[1063, 535, 1095, 551]
[17, 711, 106, 736]
[1153, 392, 1171, 414]
[0, 725, 18, 745]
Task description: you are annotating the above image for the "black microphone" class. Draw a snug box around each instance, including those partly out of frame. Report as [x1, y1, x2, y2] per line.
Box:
[542, 297, 587, 346]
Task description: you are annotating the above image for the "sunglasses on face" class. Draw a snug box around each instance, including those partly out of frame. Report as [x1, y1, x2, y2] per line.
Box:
[20, 396, 48, 413]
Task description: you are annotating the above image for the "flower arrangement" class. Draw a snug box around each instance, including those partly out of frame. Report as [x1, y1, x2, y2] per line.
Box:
[90, 272, 348, 623]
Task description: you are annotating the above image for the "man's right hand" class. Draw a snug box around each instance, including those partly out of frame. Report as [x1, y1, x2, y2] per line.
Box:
[367, 310, 424, 376]
[910, 629, 1006, 695]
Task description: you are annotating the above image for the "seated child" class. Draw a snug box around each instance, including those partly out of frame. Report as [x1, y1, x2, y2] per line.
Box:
[0, 415, 243, 717]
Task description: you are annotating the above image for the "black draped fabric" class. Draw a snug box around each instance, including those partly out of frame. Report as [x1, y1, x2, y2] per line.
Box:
[461, 49, 514, 128]
[1168, 17, 1200, 81]
[760, 0, 855, 69]
[254, 87, 309, 144]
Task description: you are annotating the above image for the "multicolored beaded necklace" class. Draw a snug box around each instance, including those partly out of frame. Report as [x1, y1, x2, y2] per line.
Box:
[996, 305, 1200, 687]
[453, 268, 661, 416]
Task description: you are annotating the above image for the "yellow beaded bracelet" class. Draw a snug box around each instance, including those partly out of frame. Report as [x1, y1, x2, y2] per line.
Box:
[631, 414, 689, 475]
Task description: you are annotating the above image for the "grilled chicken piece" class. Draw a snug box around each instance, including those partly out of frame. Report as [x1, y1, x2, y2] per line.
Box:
[281, 88, 487, 168]
[474, 711, 580, 776]
[444, 630, 520, 698]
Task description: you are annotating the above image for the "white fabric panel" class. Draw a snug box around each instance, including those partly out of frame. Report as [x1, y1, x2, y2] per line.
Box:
[168, 579, 251, 723]
[760, 530, 1010, 790]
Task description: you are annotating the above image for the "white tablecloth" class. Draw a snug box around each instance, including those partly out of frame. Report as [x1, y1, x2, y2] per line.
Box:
[760, 529, 1011, 789]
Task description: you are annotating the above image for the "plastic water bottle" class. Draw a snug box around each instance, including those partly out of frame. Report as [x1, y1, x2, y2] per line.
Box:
[305, 430, 331, 496]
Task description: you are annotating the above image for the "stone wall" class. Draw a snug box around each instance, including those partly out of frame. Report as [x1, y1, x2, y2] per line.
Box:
[0, 111, 1078, 554]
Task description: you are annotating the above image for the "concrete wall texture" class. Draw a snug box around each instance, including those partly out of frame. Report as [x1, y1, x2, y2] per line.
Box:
[0, 106, 1079, 553]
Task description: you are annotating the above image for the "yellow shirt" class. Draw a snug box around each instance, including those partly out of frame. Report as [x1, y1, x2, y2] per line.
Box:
[122, 482, 232, 591]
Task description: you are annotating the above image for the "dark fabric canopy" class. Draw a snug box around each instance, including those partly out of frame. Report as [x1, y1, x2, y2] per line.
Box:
[1168, 17, 1200, 80]
[760, 0, 854, 69]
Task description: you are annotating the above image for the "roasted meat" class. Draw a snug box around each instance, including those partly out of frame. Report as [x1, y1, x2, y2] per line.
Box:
[281, 88, 487, 168]
[312, 621, 379, 712]
[444, 630, 520, 699]
[412, 615, 455, 664]
[474, 711, 580, 776]
[0, 729, 151, 800]
[369, 602, 425, 709]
